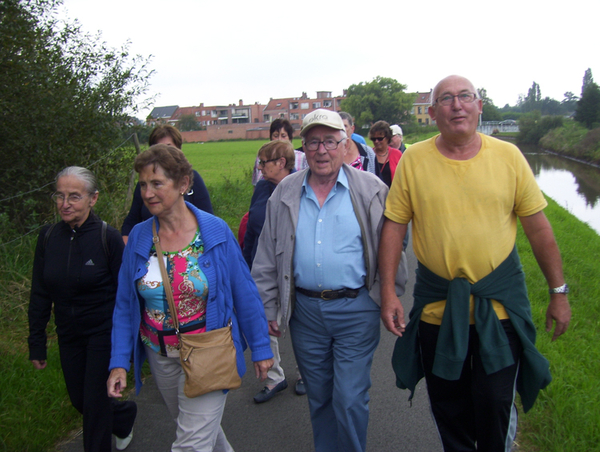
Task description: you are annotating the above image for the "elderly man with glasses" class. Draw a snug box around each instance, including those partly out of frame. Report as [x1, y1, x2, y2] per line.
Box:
[379, 75, 571, 452]
[251, 109, 408, 452]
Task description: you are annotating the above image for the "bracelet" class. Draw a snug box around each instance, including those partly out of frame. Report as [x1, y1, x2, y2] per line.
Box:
[549, 283, 569, 294]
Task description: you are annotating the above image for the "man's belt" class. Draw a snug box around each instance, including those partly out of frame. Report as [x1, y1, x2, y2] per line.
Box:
[295, 286, 363, 300]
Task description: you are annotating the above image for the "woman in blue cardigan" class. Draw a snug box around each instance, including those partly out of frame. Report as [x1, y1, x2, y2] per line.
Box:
[108, 144, 273, 451]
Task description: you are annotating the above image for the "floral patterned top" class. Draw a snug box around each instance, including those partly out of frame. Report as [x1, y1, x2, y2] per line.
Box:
[138, 229, 208, 356]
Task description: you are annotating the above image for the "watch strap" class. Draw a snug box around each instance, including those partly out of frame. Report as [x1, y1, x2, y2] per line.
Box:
[549, 283, 569, 294]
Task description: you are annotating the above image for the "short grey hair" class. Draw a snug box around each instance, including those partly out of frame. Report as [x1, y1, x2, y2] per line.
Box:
[338, 112, 354, 126]
[56, 166, 99, 194]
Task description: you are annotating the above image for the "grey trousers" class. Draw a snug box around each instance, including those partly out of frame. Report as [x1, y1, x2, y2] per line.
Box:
[145, 345, 234, 452]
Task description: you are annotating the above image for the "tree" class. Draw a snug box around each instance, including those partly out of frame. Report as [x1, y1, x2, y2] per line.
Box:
[561, 92, 579, 114]
[575, 82, 600, 129]
[520, 81, 542, 112]
[478, 87, 501, 121]
[581, 68, 594, 97]
[177, 114, 202, 132]
[0, 0, 153, 234]
[340, 76, 415, 128]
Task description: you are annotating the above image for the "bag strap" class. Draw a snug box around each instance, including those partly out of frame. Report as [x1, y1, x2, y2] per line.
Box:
[152, 219, 180, 332]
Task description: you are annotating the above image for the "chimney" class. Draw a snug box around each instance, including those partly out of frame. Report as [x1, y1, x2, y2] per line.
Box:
[239, 99, 243, 106]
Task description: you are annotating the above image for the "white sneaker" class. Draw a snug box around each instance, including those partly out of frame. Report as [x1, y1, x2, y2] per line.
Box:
[115, 428, 133, 450]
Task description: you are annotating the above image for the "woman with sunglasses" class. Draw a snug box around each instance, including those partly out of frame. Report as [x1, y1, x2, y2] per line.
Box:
[28, 167, 137, 451]
[369, 120, 403, 187]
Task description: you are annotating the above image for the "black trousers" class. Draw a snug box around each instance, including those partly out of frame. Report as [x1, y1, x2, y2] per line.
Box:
[59, 331, 137, 452]
[419, 320, 522, 452]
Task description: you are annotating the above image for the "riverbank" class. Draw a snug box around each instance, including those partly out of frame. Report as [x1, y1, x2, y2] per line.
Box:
[538, 122, 600, 166]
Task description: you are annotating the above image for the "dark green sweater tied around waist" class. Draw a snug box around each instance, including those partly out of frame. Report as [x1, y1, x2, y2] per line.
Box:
[392, 246, 551, 412]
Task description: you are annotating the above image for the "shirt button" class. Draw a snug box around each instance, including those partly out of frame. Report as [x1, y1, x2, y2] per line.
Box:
[317, 263, 321, 267]
[318, 219, 323, 222]
[317, 241, 321, 244]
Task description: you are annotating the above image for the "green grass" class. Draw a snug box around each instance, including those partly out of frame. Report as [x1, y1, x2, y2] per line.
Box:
[1, 140, 599, 451]
[515, 196, 600, 451]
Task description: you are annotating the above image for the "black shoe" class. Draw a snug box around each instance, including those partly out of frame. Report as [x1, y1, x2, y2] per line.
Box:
[253, 379, 288, 403]
[295, 378, 307, 396]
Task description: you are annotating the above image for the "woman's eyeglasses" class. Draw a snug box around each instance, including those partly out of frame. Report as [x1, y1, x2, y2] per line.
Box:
[258, 157, 280, 166]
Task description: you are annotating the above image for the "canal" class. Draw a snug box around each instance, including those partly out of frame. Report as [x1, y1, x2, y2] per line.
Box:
[519, 143, 600, 236]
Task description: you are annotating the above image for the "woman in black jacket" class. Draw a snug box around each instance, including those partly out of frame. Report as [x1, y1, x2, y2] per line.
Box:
[28, 167, 137, 452]
[121, 125, 213, 243]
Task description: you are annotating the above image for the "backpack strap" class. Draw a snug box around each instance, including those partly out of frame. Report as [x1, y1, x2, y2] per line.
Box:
[101, 220, 109, 260]
[43, 223, 57, 253]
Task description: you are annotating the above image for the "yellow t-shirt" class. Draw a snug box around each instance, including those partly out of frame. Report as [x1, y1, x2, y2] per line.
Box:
[385, 134, 547, 324]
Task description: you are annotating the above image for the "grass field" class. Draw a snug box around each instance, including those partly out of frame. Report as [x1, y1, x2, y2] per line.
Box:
[1, 137, 598, 451]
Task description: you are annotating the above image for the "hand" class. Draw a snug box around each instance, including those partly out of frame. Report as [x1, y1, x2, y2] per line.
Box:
[381, 293, 406, 337]
[546, 294, 571, 341]
[107, 368, 128, 398]
[254, 359, 274, 381]
[31, 359, 47, 370]
[268, 320, 281, 337]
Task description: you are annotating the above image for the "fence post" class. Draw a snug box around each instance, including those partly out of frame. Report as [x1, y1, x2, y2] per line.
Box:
[125, 133, 142, 209]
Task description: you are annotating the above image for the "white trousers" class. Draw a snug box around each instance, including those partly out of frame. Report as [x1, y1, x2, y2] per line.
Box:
[266, 334, 301, 386]
[145, 346, 234, 452]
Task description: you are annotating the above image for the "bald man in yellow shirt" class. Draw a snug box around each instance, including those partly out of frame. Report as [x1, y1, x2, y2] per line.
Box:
[378, 75, 571, 452]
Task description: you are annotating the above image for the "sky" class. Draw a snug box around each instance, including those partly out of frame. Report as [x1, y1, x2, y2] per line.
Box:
[59, 0, 598, 121]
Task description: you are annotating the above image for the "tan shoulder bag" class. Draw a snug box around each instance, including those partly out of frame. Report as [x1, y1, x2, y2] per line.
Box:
[152, 220, 241, 398]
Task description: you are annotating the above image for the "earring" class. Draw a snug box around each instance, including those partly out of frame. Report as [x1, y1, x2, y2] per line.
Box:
[181, 192, 185, 196]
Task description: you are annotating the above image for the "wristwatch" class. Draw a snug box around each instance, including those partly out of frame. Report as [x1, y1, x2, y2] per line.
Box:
[549, 283, 569, 294]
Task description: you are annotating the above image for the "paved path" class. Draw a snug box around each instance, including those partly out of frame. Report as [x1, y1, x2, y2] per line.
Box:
[58, 244, 443, 452]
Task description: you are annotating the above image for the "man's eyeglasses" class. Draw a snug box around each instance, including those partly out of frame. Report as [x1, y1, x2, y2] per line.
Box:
[304, 139, 345, 152]
[434, 92, 478, 107]
[370, 137, 386, 142]
[258, 157, 281, 166]
[51, 193, 87, 204]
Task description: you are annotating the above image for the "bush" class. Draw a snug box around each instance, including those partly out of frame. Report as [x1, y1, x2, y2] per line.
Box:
[517, 111, 564, 144]
[0, 0, 152, 235]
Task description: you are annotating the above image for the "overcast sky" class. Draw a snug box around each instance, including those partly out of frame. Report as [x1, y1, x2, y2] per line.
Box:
[60, 0, 598, 120]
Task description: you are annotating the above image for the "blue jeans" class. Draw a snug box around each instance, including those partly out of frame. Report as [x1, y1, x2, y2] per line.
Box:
[290, 288, 380, 452]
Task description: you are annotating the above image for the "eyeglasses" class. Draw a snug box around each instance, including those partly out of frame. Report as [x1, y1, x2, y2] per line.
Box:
[434, 92, 478, 107]
[258, 157, 281, 166]
[370, 136, 386, 142]
[51, 193, 87, 204]
[304, 139, 345, 152]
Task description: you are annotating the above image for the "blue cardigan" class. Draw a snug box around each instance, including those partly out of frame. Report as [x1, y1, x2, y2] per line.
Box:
[109, 202, 273, 394]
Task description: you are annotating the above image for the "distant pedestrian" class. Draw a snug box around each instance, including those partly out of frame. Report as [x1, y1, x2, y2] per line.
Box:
[121, 125, 213, 244]
[369, 120, 402, 187]
[339, 111, 378, 174]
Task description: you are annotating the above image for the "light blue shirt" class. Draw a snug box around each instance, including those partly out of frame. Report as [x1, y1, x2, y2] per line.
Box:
[294, 168, 366, 291]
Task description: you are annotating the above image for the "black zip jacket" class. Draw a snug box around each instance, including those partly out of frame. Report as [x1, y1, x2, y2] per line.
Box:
[28, 213, 124, 361]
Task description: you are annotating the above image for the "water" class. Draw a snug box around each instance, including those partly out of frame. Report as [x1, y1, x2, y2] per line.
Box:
[520, 144, 600, 235]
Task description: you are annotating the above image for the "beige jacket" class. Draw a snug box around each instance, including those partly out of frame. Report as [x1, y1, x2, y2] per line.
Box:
[251, 164, 408, 327]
